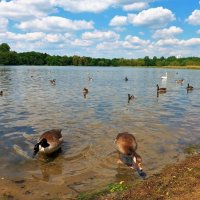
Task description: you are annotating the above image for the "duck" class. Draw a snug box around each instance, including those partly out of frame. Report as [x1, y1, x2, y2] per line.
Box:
[50, 79, 56, 85]
[0, 91, 3, 96]
[88, 76, 93, 81]
[157, 84, 167, 93]
[114, 132, 143, 171]
[33, 129, 63, 157]
[125, 76, 128, 81]
[187, 83, 193, 90]
[161, 72, 167, 79]
[83, 87, 89, 98]
[176, 79, 184, 84]
[128, 94, 135, 103]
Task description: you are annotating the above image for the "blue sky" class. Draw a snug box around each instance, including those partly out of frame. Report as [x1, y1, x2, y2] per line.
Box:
[0, 0, 200, 58]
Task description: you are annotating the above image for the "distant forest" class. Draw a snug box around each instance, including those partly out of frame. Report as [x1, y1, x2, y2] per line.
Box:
[0, 43, 200, 67]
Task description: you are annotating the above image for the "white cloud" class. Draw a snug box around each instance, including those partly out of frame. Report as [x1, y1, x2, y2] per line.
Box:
[109, 15, 128, 26]
[128, 7, 175, 28]
[51, 0, 118, 13]
[97, 35, 150, 51]
[152, 26, 183, 39]
[0, 18, 8, 32]
[17, 16, 94, 32]
[82, 30, 120, 41]
[71, 39, 93, 47]
[156, 38, 200, 47]
[125, 35, 150, 46]
[0, 0, 54, 20]
[123, 2, 148, 11]
[186, 10, 200, 25]
[0, 32, 45, 42]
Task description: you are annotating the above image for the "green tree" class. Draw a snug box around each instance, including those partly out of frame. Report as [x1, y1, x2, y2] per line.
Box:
[0, 43, 10, 52]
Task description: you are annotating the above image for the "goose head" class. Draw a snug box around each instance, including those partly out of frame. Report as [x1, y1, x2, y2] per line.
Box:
[33, 138, 50, 157]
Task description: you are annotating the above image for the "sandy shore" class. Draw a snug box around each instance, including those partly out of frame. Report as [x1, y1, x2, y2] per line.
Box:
[95, 154, 200, 200]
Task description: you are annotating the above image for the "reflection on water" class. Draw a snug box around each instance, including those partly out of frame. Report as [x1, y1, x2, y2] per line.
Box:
[0, 66, 200, 198]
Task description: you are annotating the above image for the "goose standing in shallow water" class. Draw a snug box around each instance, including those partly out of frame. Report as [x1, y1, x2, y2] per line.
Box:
[115, 132, 143, 171]
[33, 129, 63, 157]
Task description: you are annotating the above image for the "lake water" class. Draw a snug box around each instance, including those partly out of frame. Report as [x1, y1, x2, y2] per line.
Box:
[0, 66, 200, 198]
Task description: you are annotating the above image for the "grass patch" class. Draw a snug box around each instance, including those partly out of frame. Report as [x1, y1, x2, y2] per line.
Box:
[76, 181, 128, 200]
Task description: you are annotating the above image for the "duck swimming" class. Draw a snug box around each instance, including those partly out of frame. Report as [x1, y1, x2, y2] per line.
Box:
[128, 94, 135, 103]
[125, 76, 128, 81]
[83, 87, 89, 98]
[33, 129, 63, 157]
[50, 79, 56, 85]
[157, 84, 167, 93]
[187, 83, 193, 90]
[176, 79, 184, 84]
[161, 72, 167, 79]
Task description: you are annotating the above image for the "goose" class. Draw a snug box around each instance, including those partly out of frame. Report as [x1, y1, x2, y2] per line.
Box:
[83, 87, 89, 98]
[114, 132, 143, 171]
[88, 76, 93, 81]
[33, 129, 63, 157]
[128, 94, 135, 103]
[161, 72, 167, 79]
[187, 83, 193, 90]
[176, 79, 184, 84]
[125, 76, 128, 81]
[0, 91, 3, 96]
[157, 84, 167, 93]
[50, 79, 56, 85]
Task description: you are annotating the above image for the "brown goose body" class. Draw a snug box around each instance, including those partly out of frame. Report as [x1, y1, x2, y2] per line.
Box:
[115, 132, 137, 155]
[187, 83, 193, 90]
[128, 94, 135, 103]
[115, 132, 143, 170]
[33, 129, 63, 157]
[157, 84, 167, 93]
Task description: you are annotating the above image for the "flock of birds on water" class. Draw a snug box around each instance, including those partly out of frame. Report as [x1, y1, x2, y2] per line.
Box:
[0, 70, 195, 179]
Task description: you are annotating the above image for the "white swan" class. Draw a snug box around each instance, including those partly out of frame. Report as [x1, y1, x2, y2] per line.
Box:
[161, 72, 167, 79]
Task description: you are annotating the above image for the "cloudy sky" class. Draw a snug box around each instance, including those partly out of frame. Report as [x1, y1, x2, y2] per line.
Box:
[0, 0, 200, 58]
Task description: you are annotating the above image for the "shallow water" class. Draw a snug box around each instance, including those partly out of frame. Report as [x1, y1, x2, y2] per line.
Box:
[0, 66, 200, 198]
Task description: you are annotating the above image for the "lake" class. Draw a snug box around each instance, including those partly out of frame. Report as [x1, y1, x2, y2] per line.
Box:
[0, 66, 200, 199]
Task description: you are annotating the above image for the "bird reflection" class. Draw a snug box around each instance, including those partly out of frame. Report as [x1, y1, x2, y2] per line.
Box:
[32, 151, 63, 182]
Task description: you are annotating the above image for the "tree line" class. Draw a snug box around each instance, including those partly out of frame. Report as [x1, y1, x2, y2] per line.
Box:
[0, 43, 200, 66]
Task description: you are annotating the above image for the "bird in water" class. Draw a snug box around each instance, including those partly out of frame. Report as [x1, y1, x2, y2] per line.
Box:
[50, 79, 56, 85]
[125, 76, 128, 81]
[33, 129, 63, 157]
[128, 94, 135, 103]
[83, 87, 89, 98]
[176, 79, 184, 84]
[161, 72, 167, 79]
[187, 83, 193, 90]
[115, 132, 146, 178]
[0, 91, 3, 96]
[156, 84, 167, 93]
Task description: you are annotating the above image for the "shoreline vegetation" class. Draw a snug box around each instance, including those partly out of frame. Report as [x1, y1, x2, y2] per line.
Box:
[0, 43, 200, 69]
